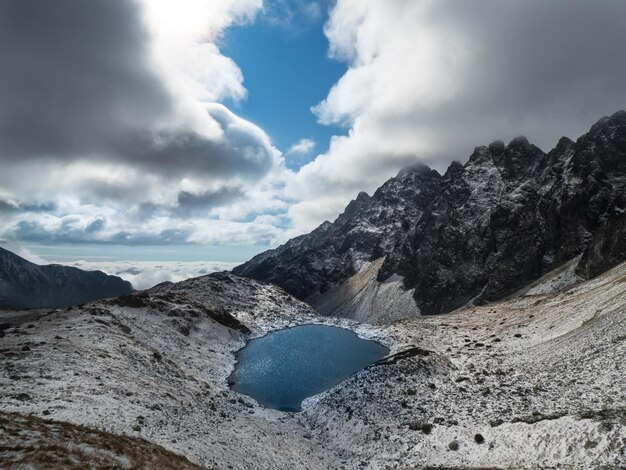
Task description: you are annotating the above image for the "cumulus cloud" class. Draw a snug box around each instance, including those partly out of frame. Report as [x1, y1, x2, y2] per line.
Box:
[286, 0, 626, 232]
[0, 209, 283, 247]
[0, 200, 56, 214]
[287, 138, 316, 156]
[0, 0, 278, 178]
[176, 187, 245, 216]
[0, 0, 288, 247]
[0, 0, 172, 162]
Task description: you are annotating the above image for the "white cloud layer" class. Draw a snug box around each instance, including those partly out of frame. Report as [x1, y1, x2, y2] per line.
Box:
[69, 260, 238, 290]
[3, 0, 626, 251]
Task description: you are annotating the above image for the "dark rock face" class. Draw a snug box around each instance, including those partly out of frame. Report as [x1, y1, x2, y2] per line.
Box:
[0, 247, 133, 309]
[235, 164, 442, 301]
[576, 205, 626, 279]
[235, 111, 626, 315]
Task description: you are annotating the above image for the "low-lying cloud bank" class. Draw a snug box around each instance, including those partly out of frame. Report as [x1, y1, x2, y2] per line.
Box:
[69, 260, 239, 291]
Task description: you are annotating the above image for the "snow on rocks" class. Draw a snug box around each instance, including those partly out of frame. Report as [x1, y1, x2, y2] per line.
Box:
[303, 260, 626, 469]
[235, 111, 626, 318]
[1, 265, 625, 469]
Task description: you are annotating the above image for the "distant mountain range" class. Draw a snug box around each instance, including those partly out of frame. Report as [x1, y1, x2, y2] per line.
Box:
[235, 111, 626, 320]
[0, 247, 133, 309]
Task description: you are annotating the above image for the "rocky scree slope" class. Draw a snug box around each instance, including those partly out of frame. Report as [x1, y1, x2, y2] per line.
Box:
[235, 111, 626, 317]
[1, 266, 624, 469]
[0, 246, 133, 309]
[0, 272, 363, 469]
[303, 258, 626, 469]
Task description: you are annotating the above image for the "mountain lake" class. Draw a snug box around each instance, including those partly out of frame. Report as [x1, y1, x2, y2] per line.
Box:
[229, 324, 389, 412]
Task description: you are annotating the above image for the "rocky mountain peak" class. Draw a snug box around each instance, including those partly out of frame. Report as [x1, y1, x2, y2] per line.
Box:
[488, 139, 505, 154]
[235, 111, 626, 318]
[467, 145, 493, 166]
[397, 161, 435, 178]
[338, 191, 372, 222]
[555, 135, 575, 151]
[495, 136, 545, 180]
[442, 160, 464, 182]
[588, 109, 626, 134]
[355, 191, 370, 202]
[612, 109, 626, 118]
[508, 135, 530, 148]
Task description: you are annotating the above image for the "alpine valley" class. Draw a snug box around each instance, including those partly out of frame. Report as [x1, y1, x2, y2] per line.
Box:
[1, 113, 625, 469]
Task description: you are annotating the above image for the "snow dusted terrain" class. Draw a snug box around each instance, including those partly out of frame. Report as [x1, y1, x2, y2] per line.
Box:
[1, 262, 625, 468]
[305, 260, 626, 469]
[310, 257, 420, 324]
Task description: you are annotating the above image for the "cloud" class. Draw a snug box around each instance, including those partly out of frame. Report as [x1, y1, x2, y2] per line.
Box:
[4, 0, 626, 250]
[0, 0, 291, 247]
[1, 241, 239, 289]
[0, 199, 56, 214]
[287, 138, 316, 156]
[0, 0, 279, 177]
[261, 0, 326, 32]
[176, 187, 245, 217]
[67, 260, 239, 290]
[0, 0, 171, 161]
[2, 211, 282, 248]
[285, 0, 626, 233]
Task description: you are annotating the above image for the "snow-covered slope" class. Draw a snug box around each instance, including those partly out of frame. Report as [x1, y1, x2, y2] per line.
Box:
[235, 111, 626, 319]
[0, 246, 133, 309]
[1, 267, 624, 469]
[0, 273, 365, 469]
[305, 260, 626, 469]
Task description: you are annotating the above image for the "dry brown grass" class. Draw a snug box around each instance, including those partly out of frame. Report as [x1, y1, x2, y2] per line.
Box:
[0, 411, 209, 469]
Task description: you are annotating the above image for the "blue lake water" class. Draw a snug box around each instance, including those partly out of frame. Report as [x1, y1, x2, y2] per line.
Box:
[229, 324, 389, 412]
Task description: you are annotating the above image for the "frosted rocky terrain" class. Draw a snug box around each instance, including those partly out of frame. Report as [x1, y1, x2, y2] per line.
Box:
[1, 263, 624, 469]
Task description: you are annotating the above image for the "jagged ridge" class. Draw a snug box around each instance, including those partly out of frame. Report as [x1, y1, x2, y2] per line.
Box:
[235, 111, 626, 316]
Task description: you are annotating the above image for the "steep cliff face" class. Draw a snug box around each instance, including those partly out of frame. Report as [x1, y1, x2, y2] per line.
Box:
[577, 206, 626, 279]
[0, 247, 133, 309]
[402, 111, 626, 314]
[235, 164, 442, 303]
[235, 111, 626, 317]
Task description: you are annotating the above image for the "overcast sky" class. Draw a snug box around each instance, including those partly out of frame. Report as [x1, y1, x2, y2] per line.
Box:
[2, 0, 626, 279]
